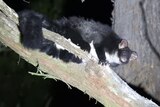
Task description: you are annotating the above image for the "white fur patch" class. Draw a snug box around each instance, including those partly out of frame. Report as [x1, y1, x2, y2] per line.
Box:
[55, 43, 65, 50]
[105, 52, 121, 64]
[89, 41, 98, 60]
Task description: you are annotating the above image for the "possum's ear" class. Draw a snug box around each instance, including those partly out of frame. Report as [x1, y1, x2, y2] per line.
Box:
[130, 51, 138, 61]
[118, 39, 128, 49]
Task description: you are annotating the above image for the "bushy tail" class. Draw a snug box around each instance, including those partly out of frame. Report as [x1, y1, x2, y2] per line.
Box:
[18, 10, 44, 49]
[18, 10, 82, 63]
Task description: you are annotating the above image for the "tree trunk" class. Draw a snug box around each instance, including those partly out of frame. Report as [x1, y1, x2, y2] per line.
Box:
[113, 0, 160, 103]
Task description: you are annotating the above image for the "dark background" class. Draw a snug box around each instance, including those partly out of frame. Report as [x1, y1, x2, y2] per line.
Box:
[0, 0, 113, 107]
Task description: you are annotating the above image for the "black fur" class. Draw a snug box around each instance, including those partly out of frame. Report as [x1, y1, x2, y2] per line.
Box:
[18, 10, 82, 63]
[18, 10, 137, 67]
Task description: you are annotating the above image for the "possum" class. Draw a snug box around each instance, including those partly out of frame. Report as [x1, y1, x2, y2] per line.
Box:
[18, 10, 137, 67]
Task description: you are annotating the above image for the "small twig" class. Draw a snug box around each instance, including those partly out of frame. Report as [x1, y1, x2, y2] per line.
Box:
[29, 71, 59, 81]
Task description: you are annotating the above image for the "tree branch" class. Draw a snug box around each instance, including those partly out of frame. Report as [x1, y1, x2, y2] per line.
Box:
[0, 0, 158, 107]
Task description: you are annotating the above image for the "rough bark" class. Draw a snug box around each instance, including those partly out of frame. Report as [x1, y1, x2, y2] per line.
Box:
[113, 0, 160, 103]
[0, 0, 159, 107]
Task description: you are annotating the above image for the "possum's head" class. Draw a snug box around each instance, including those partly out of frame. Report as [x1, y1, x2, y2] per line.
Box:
[105, 39, 138, 67]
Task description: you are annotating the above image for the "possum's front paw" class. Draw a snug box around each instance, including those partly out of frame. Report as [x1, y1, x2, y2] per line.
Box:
[98, 60, 109, 66]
